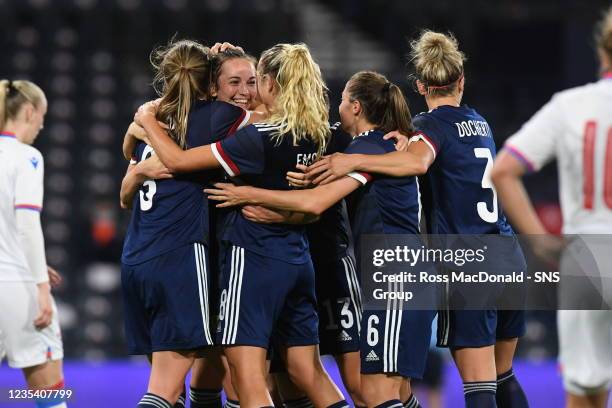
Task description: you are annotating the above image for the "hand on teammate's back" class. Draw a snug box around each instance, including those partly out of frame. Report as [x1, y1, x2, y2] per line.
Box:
[137, 155, 173, 180]
[306, 153, 356, 185]
[134, 99, 160, 127]
[286, 164, 312, 188]
[383, 130, 410, 151]
[34, 282, 53, 329]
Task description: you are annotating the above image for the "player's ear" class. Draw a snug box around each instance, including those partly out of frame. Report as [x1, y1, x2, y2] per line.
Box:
[416, 80, 427, 96]
[21, 103, 34, 123]
[352, 99, 362, 116]
[457, 76, 465, 94]
[210, 83, 218, 98]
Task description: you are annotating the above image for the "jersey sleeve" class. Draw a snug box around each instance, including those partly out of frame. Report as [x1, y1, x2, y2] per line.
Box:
[211, 126, 264, 177]
[503, 94, 563, 172]
[343, 137, 386, 185]
[14, 148, 44, 212]
[411, 114, 441, 159]
[326, 122, 353, 154]
[189, 102, 250, 147]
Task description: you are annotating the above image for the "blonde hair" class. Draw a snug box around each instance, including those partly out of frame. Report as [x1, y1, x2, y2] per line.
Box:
[0, 80, 46, 130]
[347, 71, 413, 136]
[151, 39, 212, 149]
[410, 30, 466, 97]
[596, 6, 612, 62]
[258, 43, 330, 155]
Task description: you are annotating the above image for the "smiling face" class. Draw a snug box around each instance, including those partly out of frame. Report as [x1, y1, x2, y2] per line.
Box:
[213, 57, 258, 110]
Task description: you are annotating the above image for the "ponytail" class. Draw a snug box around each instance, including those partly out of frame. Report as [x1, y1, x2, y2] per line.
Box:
[347, 71, 414, 135]
[258, 43, 330, 156]
[151, 39, 212, 149]
[0, 79, 46, 131]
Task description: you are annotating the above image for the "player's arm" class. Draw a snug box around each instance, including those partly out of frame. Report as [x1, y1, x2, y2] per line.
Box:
[205, 176, 362, 216]
[491, 93, 562, 235]
[307, 140, 434, 184]
[240, 205, 319, 225]
[14, 151, 53, 328]
[490, 151, 547, 234]
[134, 102, 220, 173]
[120, 156, 173, 209]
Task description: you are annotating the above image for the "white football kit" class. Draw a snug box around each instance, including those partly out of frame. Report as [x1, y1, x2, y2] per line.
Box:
[505, 75, 612, 395]
[0, 132, 63, 368]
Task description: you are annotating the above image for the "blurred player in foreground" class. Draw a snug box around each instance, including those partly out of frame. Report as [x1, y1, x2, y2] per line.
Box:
[492, 7, 612, 408]
[0, 79, 68, 407]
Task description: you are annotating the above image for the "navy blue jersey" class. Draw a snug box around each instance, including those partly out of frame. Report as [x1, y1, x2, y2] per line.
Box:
[121, 100, 246, 265]
[413, 105, 512, 235]
[344, 129, 421, 255]
[211, 122, 323, 263]
[306, 122, 353, 262]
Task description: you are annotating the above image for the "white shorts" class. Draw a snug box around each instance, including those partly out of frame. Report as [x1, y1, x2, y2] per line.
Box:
[0, 281, 63, 369]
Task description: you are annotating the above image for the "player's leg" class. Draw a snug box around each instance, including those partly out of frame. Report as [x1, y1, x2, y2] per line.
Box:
[0, 281, 67, 407]
[317, 255, 364, 406]
[272, 371, 313, 408]
[136, 243, 215, 407]
[220, 355, 241, 408]
[439, 309, 497, 408]
[189, 349, 225, 408]
[334, 351, 364, 407]
[494, 337, 528, 408]
[559, 310, 612, 408]
[216, 246, 292, 406]
[277, 260, 348, 407]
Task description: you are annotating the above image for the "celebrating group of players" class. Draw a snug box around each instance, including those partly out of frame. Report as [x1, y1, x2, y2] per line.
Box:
[1, 6, 610, 408]
[120, 28, 528, 408]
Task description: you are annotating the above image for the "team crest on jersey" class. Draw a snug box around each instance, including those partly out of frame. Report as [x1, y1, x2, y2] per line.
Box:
[30, 157, 39, 169]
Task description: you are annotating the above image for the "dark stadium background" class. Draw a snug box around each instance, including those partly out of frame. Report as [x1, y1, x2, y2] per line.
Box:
[0, 0, 609, 402]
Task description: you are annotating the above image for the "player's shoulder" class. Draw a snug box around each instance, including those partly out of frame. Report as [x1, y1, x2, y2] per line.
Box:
[251, 122, 282, 135]
[551, 81, 604, 105]
[14, 143, 43, 170]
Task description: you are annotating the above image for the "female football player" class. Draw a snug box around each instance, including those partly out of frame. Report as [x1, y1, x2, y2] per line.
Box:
[297, 31, 529, 408]
[204, 70, 436, 408]
[0, 79, 68, 408]
[132, 43, 349, 408]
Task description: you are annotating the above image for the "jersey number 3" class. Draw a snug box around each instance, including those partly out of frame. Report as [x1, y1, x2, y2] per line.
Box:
[474, 147, 499, 223]
[139, 145, 157, 211]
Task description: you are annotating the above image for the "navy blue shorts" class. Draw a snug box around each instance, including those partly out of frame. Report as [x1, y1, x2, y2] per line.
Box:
[436, 309, 526, 348]
[436, 237, 527, 348]
[360, 298, 436, 379]
[121, 243, 214, 355]
[315, 255, 362, 355]
[216, 245, 319, 348]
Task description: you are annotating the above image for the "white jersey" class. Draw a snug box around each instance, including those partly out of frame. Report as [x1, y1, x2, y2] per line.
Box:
[0, 133, 44, 281]
[505, 76, 612, 234]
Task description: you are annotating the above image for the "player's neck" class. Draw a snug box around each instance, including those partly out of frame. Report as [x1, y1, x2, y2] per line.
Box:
[2, 122, 26, 143]
[426, 95, 460, 111]
[353, 119, 377, 137]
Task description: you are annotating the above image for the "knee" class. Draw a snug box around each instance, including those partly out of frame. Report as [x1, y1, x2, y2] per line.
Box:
[286, 356, 325, 390]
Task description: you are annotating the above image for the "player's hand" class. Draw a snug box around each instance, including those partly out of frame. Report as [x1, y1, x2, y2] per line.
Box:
[530, 234, 566, 266]
[34, 283, 53, 329]
[123, 122, 148, 160]
[134, 99, 160, 127]
[286, 164, 312, 188]
[306, 153, 355, 185]
[47, 266, 63, 288]
[210, 42, 244, 54]
[204, 183, 253, 208]
[241, 205, 287, 224]
[384, 130, 410, 152]
[137, 155, 173, 180]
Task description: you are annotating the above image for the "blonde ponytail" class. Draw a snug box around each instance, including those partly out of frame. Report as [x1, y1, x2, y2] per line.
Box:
[151, 39, 212, 149]
[410, 30, 465, 97]
[0, 79, 46, 130]
[258, 43, 330, 156]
